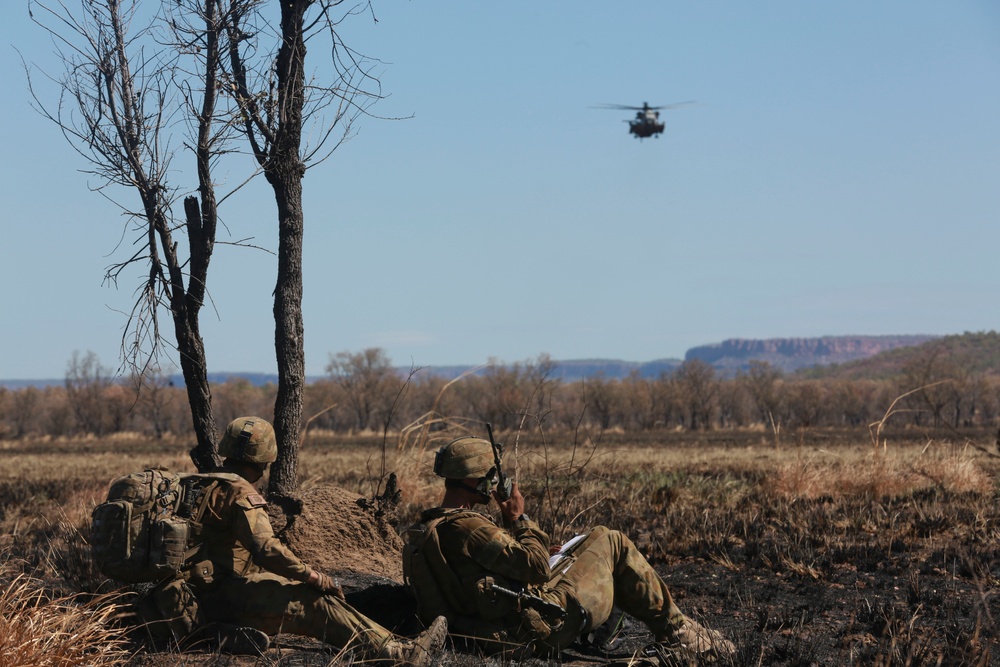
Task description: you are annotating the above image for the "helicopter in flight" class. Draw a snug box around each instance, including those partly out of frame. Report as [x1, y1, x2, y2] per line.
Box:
[592, 101, 694, 139]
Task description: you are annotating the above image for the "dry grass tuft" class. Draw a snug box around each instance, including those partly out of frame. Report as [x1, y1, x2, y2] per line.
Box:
[0, 556, 132, 666]
[2, 430, 996, 665]
[769, 445, 992, 500]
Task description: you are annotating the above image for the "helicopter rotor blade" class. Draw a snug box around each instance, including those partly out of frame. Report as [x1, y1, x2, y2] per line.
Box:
[589, 103, 644, 111]
[590, 101, 696, 111]
[648, 101, 697, 110]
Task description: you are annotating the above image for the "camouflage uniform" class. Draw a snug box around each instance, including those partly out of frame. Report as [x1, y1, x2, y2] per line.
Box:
[181, 465, 394, 652]
[409, 507, 685, 656]
[146, 417, 447, 665]
[407, 435, 731, 660]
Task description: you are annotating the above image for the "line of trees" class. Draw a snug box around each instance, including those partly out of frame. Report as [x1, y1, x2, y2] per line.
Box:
[3, 349, 999, 441]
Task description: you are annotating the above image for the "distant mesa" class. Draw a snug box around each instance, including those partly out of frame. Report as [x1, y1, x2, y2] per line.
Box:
[0, 335, 942, 387]
[399, 335, 940, 380]
[685, 335, 938, 374]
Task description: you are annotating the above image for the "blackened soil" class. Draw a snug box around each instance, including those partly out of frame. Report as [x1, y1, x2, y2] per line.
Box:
[126, 483, 1000, 667]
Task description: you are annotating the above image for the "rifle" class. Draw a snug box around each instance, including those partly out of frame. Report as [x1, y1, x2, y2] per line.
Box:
[485, 423, 513, 501]
[488, 582, 567, 620]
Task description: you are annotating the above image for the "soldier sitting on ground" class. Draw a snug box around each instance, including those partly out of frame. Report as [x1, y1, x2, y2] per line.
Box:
[403, 435, 735, 663]
[145, 416, 447, 666]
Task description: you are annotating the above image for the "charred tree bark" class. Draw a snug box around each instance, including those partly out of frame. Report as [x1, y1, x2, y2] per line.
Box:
[262, 1, 310, 495]
[183, 192, 220, 472]
[223, 0, 380, 492]
[182, 2, 224, 470]
[269, 179, 305, 494]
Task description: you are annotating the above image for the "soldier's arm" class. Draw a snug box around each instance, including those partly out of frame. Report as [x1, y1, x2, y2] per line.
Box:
[233, 496, 313, 582]
[465, 517, 551, 585]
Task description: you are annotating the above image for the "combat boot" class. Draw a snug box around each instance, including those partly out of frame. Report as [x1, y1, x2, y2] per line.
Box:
[377, 615, 448, 666]
[655, 616, 734, 663]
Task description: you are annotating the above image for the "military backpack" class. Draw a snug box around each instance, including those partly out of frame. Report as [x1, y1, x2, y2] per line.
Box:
[91, 468, 239, 583]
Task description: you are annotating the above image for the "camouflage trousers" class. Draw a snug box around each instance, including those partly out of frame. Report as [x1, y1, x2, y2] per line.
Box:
[536, 526, 684, 653]
[197, 571, 394, 654]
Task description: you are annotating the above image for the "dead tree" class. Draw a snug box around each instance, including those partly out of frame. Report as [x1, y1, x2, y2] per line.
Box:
[28, 0, 245, 469]
[222, 0, 383, 495]
[30, 0, 384, 487]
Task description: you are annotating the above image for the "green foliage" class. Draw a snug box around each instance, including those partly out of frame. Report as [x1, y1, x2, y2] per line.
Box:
[799, 330, 1000, 381]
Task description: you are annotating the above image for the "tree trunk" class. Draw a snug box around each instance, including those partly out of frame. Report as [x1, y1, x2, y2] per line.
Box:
[266, 0, 309, 496]
[177, 322, 220, 472]
[269, 178, 305, 495]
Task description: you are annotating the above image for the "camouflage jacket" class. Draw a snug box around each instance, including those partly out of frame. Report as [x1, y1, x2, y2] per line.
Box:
[195, 469, 311, 584]
[418, 506, 551, 619]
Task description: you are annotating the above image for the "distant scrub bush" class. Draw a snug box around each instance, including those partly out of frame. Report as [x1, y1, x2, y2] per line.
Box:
[3, 341, 999, 440]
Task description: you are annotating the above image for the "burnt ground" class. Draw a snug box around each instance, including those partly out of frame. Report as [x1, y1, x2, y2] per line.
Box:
[121, 481, 997, 667]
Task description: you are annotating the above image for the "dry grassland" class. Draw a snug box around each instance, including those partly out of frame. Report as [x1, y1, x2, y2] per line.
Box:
[1, 428, 997, 665]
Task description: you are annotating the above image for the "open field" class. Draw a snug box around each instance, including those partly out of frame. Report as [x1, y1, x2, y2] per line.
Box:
[1, 427, 998, 665]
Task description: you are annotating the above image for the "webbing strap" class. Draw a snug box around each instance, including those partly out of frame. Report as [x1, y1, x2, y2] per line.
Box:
[181, 474, 238, 563]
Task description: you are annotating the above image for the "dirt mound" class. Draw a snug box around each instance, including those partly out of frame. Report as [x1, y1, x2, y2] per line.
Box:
[267, 484, 403, 582]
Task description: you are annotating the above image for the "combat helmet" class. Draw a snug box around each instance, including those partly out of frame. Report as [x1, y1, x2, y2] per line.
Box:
[218, 417, 277, 464]
[434, 436, 496, 480]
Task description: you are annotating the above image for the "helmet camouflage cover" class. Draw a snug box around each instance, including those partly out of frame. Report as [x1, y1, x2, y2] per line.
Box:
[218, 416, 277, 464]
[434, 436, 496, 480]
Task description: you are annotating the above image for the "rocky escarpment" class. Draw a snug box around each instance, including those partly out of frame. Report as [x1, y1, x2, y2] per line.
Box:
[686, 335, 938, 373]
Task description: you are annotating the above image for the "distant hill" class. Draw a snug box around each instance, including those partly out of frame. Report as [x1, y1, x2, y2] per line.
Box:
[686, 335, 938, 374]
[552, 358, 682, 380]
[8, 334, 979, 388]
[0, 372, 290, 390]
[798, 331, 1000, 381]
[411, 358, 683, 382]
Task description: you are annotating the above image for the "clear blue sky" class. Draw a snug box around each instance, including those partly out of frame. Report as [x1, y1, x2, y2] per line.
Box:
[2, 2, 998, 380]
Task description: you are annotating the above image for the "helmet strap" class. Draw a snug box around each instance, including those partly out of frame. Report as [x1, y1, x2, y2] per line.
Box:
[445, 477, 492, 504]
[235, 420, 255, 460]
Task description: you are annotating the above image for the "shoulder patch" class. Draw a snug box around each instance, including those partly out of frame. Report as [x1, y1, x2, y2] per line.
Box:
[236, 493, 268, 509]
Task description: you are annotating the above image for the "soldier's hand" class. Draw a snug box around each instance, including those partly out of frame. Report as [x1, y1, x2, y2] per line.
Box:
[496, 481, 525, 524]
[306, 570, 346, 600]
